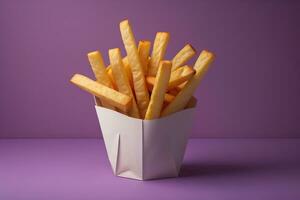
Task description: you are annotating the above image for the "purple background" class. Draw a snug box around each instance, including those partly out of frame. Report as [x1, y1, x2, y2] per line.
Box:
[0, 0, 299, 138]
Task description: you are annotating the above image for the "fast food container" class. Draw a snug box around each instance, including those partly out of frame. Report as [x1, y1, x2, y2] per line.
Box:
[95, 99, 196, 180]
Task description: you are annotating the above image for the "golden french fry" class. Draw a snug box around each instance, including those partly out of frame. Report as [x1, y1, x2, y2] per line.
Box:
[88, 51, 114, 88]
[148, 32, 170, 76]
[168, 65, 195, 89]
[175, 81, 187, 91]
[145, 76, 156, 90]
[147, 83, 175, 103]
[120, 20, 150, 118]
[161, 50, 215, 116]
[168, 88, 179, 96]
[106, 57, 133, 89]
[164, 92, 175, 103]
[146, 76, 175, 103]
[185, 96, 197, 109]
[106, 68, 117, 89]
[122, 56, 129, 66]
[145, 61, 172, 119]
[87, 51, 115, 110]
[121, 57, 133, 88]
[138, 40, 151, 74]
[146, 65, 195, 91]
[109, 48, 140, 118]
[172, 44, 196, 71]
[147, 84, 154, 92]
[170, 81, 186, 99]
[70, 74, 132, 112]
[106, 57, 127, 70]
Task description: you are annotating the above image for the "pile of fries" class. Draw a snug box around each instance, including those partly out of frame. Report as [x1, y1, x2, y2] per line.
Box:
[70, 20, 215, 120]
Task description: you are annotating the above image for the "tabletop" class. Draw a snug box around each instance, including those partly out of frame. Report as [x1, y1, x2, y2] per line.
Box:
[1, 138, 299, 200]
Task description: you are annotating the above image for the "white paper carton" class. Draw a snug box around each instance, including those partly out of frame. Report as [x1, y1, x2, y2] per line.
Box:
[95, 101, 195, 180]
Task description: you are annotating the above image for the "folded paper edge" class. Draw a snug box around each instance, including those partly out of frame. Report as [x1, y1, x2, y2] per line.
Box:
[114, 133, 120, 175]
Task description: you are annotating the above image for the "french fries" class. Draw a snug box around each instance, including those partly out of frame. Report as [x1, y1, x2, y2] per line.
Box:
[146, 79, 194, 107]
[148, 32, 170, 76]
[145, 77, 175, 104]
[161, 50, 215, 116]
[106, 57, 133, 88]
[138, 40, 151, 74]
[70, 74, 132, 112]
[176, 82, 187, 90]
[121, 57, 134, 88]
[120, 20, 150, 118]
[164, 93, 175, 103]
[172, 44, 196, 71]
[107, 41, 150, 88]
[122, 56, 129, 66]
[146, 65, 195, 91]
[168, 65, 195, 89]
[87, 51, 116, 110]
[108, 48, 140, 118]
[145, 61, 172, 119]
[71, 19, 215, 120]
[168, 88, 179, 96]
[145, 76, 155, 90]
[106, 68, 117, 89]
[87, 51, 113, 88]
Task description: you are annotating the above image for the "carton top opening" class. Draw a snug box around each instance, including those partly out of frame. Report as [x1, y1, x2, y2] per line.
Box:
[94, 96, 196, 121]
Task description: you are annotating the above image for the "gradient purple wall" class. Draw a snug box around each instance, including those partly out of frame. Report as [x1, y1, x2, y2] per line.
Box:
[0, 0, 299, 138]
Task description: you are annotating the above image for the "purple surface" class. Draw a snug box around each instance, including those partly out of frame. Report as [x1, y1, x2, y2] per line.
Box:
[0, 0, 300, 138]
[0, 139, 300, 200]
